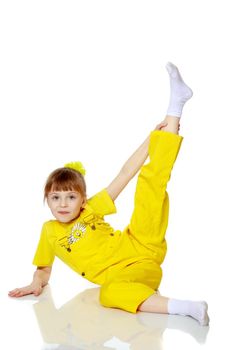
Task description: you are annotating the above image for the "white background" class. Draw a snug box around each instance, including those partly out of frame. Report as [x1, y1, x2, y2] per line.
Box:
[0, 1, 232, 349]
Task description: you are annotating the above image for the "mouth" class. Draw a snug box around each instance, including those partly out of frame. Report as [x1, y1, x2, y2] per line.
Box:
[58, 211, 70, 215]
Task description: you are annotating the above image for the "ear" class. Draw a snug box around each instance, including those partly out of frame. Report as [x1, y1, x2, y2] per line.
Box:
[82, 197, 87, 208]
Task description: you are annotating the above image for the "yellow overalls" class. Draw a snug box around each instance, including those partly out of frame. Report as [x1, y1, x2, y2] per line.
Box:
[33, 130, 183, 314]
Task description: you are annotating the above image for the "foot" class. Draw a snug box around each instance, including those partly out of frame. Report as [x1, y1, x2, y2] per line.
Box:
[189, 301, 209, 327]
[166, 62, 193, 118]
[168, 298, 210, 326]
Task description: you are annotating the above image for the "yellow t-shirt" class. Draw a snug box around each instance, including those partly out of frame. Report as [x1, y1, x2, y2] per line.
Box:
[33, 189, 121, 284]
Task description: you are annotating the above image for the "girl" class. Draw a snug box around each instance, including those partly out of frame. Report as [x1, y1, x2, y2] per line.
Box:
[9, 62, 209, 326]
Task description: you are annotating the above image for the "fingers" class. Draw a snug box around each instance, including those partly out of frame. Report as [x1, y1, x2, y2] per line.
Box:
[8, 287, 36, 298]
[8, 288, 29, 298]
[9, 286, 43, 298]
[157, 122, 168, 130]
[155, 121, 181, 132]
[161, 123, 168, 129]
[8, 288, 19, 297]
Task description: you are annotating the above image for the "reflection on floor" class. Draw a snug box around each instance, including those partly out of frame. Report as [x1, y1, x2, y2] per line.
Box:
[32, 285, 209, 350]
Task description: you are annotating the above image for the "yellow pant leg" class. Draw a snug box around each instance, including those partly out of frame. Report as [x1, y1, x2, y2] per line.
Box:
[100, 259, 162, 313]
[129, 130, 183, 263]
[100, 131, 183, 314]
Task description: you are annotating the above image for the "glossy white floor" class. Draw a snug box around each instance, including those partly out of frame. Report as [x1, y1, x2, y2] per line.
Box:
[3, 264, 233, 350]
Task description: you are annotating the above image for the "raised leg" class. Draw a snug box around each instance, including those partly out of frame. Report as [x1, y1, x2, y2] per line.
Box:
[137, 64, 209, 327]
[128, 130, 183, 262]
[128, 62, 192, 258]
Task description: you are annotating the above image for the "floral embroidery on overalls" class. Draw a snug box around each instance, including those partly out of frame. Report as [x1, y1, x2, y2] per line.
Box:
[58, 222, 87, 252]
[68, 222, 87, 245]
[58, 211, 96, 252]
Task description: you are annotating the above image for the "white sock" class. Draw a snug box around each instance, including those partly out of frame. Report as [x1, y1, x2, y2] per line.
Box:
[166, 62, 193, 118]
[168, 298, 209, 326]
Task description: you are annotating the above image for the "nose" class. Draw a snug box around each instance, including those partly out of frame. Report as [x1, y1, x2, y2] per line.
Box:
[60, 198, 68, 207]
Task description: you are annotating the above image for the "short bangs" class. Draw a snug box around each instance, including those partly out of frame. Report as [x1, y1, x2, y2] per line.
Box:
[44, 167, 86, 200]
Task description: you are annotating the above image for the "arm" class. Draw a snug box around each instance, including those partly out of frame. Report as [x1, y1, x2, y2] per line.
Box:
[106, 121, 168, 201]
[8, 266, 52, 298]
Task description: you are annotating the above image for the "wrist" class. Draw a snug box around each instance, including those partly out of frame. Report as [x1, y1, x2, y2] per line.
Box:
[32, 277, 43, 286]
[32, 273, 43, 286]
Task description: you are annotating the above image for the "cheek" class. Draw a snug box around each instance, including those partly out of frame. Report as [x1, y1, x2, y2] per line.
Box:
[47, 201, 58, 213]
[47, 201, 54, 210]
[72, 202, 82, 212]
[49, 206, 56, 214]
[47, 202, 52, 210]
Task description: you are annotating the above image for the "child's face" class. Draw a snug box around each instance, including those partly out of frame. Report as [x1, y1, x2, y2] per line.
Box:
[47, 190, 86, 223]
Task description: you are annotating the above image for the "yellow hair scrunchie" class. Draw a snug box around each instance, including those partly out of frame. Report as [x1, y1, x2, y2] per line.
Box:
[64, 161, 86, 176]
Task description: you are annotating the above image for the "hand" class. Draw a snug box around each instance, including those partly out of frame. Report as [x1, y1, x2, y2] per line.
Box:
[8, 281, 43, 298]
[154, 121, 180, 132]
[154, 121, 168, 130]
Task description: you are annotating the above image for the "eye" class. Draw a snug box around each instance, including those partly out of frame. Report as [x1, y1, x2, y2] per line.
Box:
[69, 195, 77, 200]
[51, 195, 59, 201]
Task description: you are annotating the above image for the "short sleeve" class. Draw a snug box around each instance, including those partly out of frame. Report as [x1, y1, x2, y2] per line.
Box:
[32, 223, 55, 266]
[87, 188, 117, 217]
